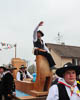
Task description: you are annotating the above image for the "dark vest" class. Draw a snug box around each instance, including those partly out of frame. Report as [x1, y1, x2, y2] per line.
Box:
[33, 39, 44, 49]
[0, 80, 3, 94]
[2, 72, 15, 95]
[57, 83, 80, 100]
[19, 71, 29, 81]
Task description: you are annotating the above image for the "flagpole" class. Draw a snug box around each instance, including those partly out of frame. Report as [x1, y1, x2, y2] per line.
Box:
[14, 44, 16, 58]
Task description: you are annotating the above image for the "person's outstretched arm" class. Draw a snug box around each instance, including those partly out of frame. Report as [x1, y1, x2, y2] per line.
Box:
[27, 71, 33, 79]
[33, 21, 43, 42]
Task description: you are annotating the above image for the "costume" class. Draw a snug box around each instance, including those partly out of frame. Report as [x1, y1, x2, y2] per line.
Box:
[0, 77, 3, 100]
[2, 71, 16, 100]
[47, 79, 80, 100]
[47, 62, 80, 100]
[51, 78, 58, 86]
[33, 25, 55, 69]
[16, 70, 33, 81]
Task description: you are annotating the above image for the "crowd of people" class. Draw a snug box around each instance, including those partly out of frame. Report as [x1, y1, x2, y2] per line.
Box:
[33, 21, 80, 100]
[0, 21, 80, 100]
[1, 62, 80, 100]
[0, 64, 34, 100]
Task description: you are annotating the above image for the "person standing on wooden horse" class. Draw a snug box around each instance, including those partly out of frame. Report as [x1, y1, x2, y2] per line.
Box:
[33, 21, 56, 70]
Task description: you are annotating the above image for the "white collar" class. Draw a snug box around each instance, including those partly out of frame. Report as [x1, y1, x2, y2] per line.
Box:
[58, 78, 77, 87]
[3, 71, 11, 76]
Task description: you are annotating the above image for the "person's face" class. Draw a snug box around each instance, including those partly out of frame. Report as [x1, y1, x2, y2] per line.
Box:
[63, 69, 76, 86]
[0, 68, 4, 74]
[21, 68, 26, 72]
[37, 32, 42, 39]
[10, 70, 13, 73]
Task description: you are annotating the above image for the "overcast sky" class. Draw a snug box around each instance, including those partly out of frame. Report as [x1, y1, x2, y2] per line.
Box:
[0, 0, 80, 65]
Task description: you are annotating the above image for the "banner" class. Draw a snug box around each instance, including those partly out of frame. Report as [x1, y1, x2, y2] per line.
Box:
[0, 42, 16, 51]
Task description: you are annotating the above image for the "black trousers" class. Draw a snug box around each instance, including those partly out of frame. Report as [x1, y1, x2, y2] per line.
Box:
[0, 95, 2, 100]
[34, 49, 56, 69]
[4, 94, 12, 100]
[0, 94, 11, 100]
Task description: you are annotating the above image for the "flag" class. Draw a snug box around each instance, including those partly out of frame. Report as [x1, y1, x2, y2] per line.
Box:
[1, 42, 6, 46]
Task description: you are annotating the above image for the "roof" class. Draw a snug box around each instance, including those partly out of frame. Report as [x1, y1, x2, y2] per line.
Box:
[47, 43, 80, 58]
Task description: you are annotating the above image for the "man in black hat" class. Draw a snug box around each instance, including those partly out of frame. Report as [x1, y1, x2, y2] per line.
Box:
[0, 65, 7, 100]
[0, 65, 16, 100]
[33, 21, 56, 70]
[16, 65, 33, 81]
[7, 64, 17, 96]
[47, 62, 80, 100]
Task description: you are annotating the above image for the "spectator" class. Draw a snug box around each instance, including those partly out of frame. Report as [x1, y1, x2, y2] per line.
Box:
[0, 65, 15, 100]
[47, 62, 80, 100]
[7, 64, 17, 96]
[16, 65, 33, 81]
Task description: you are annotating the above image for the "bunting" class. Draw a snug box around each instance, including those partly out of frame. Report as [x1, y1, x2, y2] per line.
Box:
[0, 42, 16, 51]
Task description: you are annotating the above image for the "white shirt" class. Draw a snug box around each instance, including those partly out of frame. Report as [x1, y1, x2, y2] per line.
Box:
[33, 25, 49, 52]
[16, 70, 33, 81]
[46, 79, 80, 100]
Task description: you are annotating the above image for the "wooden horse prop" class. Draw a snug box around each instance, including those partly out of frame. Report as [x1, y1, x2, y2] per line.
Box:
[12, 55, 53, 96]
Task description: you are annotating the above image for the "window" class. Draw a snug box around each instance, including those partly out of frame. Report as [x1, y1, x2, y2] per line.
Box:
[72, 58, 80, 65]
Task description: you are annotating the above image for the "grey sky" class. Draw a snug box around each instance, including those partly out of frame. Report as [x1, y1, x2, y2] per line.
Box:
[0, 0, 80, 65]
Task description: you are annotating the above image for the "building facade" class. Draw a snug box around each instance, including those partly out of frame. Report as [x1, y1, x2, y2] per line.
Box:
[47, 43, 80, 68]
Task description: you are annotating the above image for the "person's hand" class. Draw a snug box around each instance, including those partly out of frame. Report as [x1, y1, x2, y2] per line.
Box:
[13, 92, 16, 96]
[38, 21, 44, 26]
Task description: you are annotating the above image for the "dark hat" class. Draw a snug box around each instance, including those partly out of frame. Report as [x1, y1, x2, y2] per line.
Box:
[0, 65, 7, 70]
[56, 62, 80, 77]
[7, 64, 17, 70]
[19, 65, 26, 69]
[37, 30, 44, 37]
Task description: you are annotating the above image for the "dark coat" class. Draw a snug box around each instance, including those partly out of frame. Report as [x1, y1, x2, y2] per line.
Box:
[0, 80, 3, 100]
[2, 72, 15, 95]
[0, 72, 15, 100]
